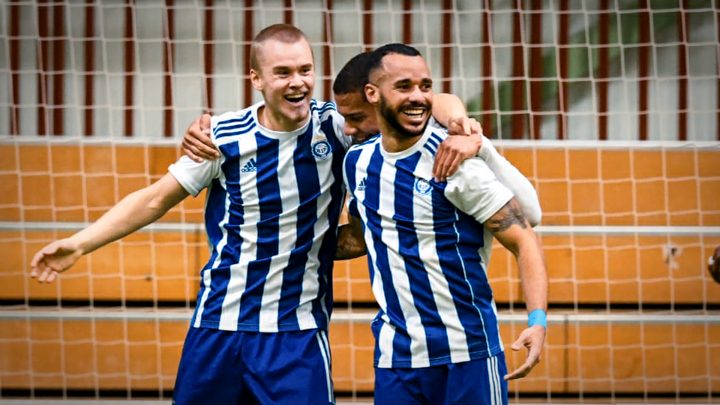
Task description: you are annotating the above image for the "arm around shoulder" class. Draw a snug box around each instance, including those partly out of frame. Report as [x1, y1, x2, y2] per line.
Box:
[478, 137, 542, 226]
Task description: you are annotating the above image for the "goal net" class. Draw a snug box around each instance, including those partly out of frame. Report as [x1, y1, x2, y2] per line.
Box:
[1, 0, 719, 402]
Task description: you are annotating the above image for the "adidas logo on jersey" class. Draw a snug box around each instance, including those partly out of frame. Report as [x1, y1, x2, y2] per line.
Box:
[241, 158, 257, 173]
[357, 178, 367, 192]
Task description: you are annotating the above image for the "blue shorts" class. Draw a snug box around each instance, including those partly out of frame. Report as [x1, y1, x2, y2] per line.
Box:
[374, 354, 508, 405]
[173, 327, 334, 405]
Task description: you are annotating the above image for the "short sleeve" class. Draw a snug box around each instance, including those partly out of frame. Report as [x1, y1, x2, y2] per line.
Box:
[444, 158, 514, 224]
[168, 155, 220, 197]
[329, 109, 352, 150]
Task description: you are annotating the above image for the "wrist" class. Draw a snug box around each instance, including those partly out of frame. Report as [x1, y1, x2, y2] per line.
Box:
[476, 138, 489, 159]
[527, 309, 547, 328]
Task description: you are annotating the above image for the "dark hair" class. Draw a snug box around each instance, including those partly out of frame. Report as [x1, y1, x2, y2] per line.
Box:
[365, 43, 422, 79]
[250, 24, 310, 70]
[332, 52, 371, 96]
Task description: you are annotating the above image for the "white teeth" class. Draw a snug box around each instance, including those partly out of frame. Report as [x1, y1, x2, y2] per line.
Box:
[404, 108, 425, 116]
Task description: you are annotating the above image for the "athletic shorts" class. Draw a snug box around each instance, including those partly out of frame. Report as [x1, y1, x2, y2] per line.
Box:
[374, 354, 508, 405]
[172, 327, 334, 405]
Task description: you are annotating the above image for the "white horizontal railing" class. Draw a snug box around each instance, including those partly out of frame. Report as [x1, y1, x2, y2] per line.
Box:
[2, 222, 720, 236]
[0, 309, 718, 324]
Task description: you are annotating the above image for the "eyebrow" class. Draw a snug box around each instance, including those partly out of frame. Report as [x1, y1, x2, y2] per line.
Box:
[272, 63, 313, 72]
[393, 78, 433, 86]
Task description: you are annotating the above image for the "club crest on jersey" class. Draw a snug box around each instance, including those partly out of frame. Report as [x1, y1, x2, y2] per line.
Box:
[414, 178, 432, 195]
[311, 140, 332, 160]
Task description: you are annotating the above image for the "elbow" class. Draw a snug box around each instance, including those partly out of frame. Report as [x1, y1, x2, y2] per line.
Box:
[527, 209, 542, 228]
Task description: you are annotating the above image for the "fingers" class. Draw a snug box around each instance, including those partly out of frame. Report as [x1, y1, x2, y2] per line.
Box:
[504, 357, 536, 380]
[446, 120, 464, 136]
[444, 154, 463, 178]
[433, 145, 459, 182]
[200, 114, 211, 132]
[182, 137, 217, 162]
[36, 268, 59, 283]
[469, 118, 483, 136]
[461, 118, 472, 136]
[182, 115, 219, 162]
[30, 254, 59, 284]
[503, 327, 544, 381]
[30, 244, 57, 279]
[433, 144, 448, 181]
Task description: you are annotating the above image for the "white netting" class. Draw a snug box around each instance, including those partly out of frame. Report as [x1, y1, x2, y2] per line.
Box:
[1, 0, 719, 403]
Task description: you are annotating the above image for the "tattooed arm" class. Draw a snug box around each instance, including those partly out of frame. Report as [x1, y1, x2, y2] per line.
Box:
[485, 197, 548, 381]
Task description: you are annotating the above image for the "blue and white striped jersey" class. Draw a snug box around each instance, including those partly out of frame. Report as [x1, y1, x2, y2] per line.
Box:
[343, 118, 513, 369]
[169, 99, 351, 333]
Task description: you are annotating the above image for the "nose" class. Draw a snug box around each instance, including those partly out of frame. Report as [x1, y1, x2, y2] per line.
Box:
[343, 122, 357, 136]
[408, 86, 425, 102]
[289, 72, 303, 88]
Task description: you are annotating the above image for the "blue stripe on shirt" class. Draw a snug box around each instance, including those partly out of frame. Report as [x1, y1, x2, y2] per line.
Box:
[238, 132, 281, 326]
[201, 141, 245, 324]
[394, 154, 450, 362]
[214, 110, 253, 139]
[312, 115, 349, 327]
[276, 123, 318, 329]
[364, 146, 412, 367]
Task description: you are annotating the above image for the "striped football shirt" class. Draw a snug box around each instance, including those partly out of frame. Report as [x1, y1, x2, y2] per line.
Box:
[343, 118, 513, 368]
[169, 99, 351, 333]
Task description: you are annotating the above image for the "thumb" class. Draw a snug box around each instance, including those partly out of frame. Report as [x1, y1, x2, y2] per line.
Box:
[462, 120, 472, 135]
[510, 336, 524, 351]
[201, 114, 211, 133]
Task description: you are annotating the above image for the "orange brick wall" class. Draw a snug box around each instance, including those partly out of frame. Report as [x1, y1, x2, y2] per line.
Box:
[1, 142, 719, 396]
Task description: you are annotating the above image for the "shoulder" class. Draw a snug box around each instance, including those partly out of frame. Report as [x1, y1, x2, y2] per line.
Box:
[347, 134, 381, 155]
[311, 99, 337, 116]
[312, 99, 352, 149]
[419, 119, 449, 156]
[449, 157, 496, 183]
[212, 104, 259, 141]
[312, 99, 344, 127]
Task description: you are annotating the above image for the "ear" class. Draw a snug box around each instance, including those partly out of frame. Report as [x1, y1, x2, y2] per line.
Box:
[365, 83, 379, 105]
[250, 69, 263, 91]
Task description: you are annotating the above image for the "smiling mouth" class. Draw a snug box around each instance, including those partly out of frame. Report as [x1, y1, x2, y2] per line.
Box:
[402, 106, 427, 119]
[285, 94, 306, 103]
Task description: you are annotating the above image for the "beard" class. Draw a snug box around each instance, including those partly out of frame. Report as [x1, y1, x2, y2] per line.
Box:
[378, 95, 429, 138]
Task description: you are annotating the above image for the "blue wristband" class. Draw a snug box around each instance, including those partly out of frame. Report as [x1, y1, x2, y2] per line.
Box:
[527, 309, 547, 328]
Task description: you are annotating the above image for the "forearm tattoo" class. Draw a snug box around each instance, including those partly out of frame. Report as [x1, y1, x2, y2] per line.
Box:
[487, 199, 528, 232]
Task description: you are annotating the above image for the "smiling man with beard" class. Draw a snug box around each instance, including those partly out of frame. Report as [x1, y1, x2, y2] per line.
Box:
[341, 43, 549, 404]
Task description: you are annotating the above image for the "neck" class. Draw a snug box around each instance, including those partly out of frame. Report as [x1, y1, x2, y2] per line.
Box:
[257, 105, 304, 132]
[379, 122, 423, 153]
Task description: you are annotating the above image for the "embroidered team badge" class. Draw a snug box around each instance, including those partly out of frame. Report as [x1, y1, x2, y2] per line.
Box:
[311, 140, 332, 160]
[414, 178, 432, 195]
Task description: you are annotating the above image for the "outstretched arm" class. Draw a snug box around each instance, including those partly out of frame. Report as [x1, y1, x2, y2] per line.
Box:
[335, 212, 367, 260]
[478, 138, 542, 226]
[30, 174, 190, 283]
[181, 114, 218, 162]
[485, 198, 548, 380]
